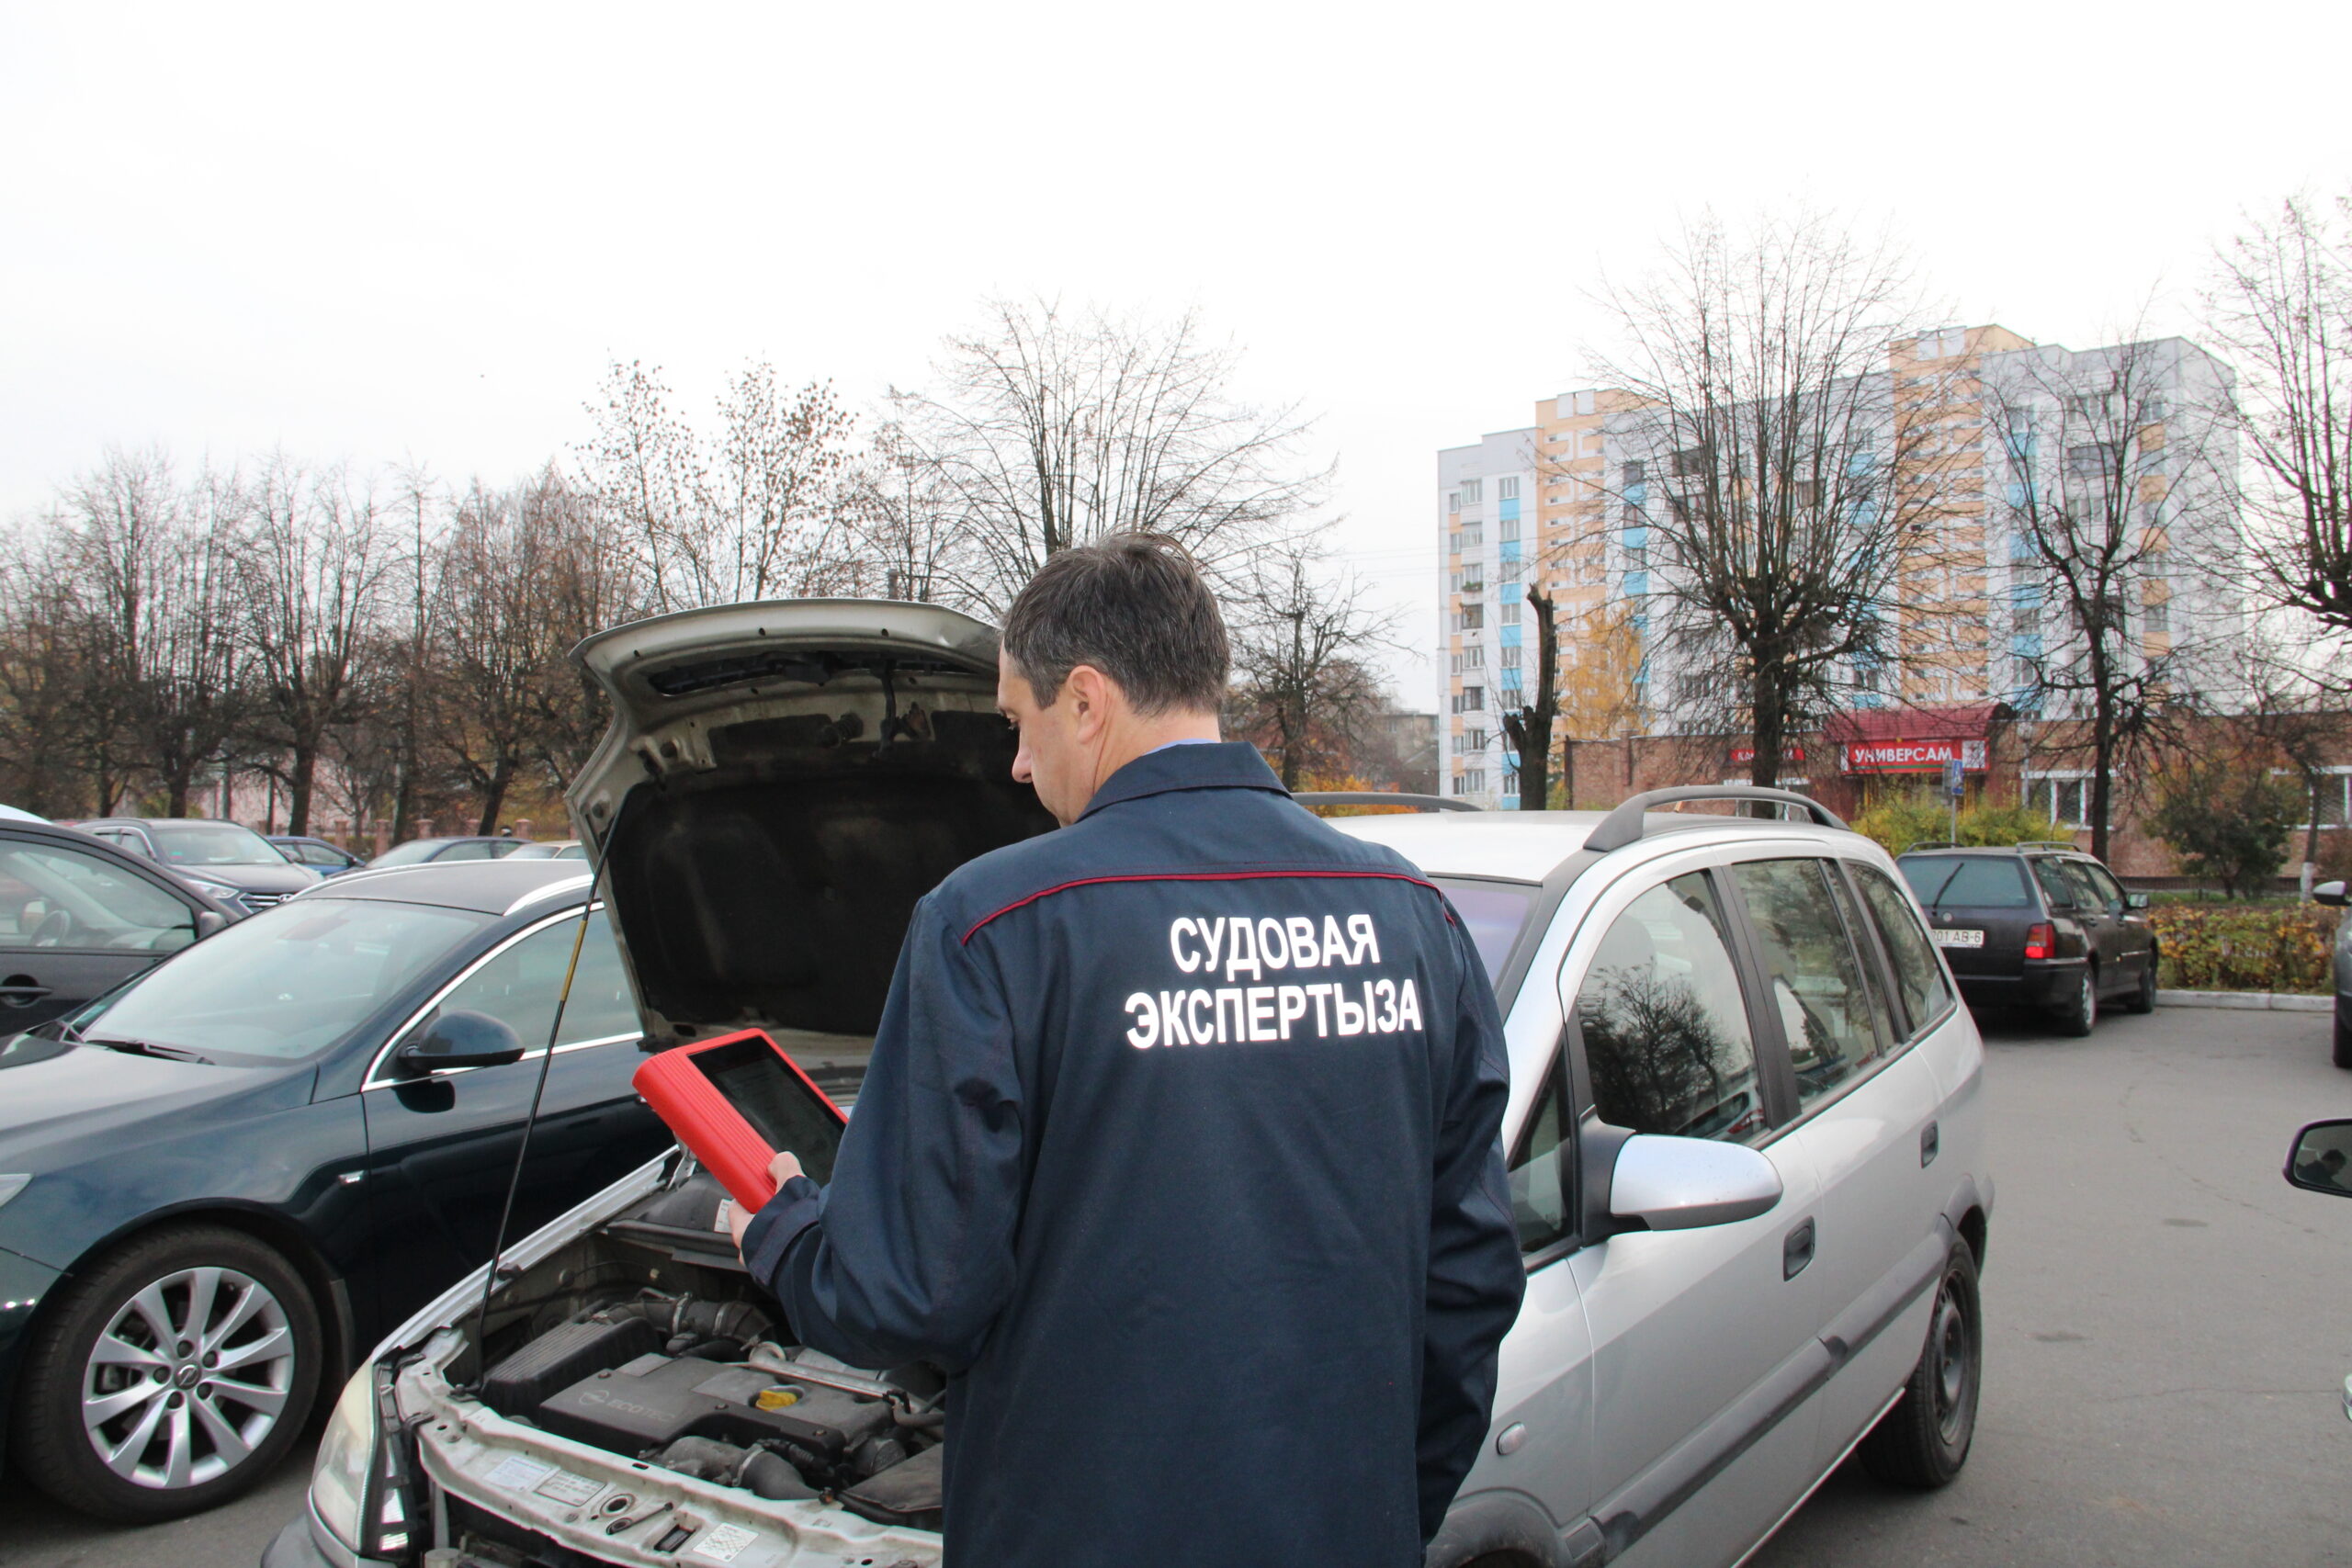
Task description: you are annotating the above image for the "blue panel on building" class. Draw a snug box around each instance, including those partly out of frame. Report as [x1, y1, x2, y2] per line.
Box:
[1499, 538, 1523, 560]
[1624, 482, 1647, 506]
[1499, 625, 1523, 646]
[1625, 571, 1649, 596]
[1498, 498, 1521, 521]
[1622, 525, 1648, 549]
[2011, 633, 2043, 658]
[2009, 581, 2041, 607]
[1500, 582, 1523, 603]
[1499, 668, 1524, 693]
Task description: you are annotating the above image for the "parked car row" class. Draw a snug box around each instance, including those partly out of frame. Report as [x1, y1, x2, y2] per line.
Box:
[1, 602, 2000, 1568]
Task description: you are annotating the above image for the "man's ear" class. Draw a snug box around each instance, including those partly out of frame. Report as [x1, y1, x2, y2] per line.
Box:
[1062, 665, 1119, 741]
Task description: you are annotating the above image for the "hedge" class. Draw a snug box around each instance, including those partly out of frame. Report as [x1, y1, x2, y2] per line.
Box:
[2148, 903, 2342, 995]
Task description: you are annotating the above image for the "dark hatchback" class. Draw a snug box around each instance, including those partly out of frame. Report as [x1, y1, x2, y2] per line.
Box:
[1895, 844, 2158, 1035]
[0, 859, 670, 1521]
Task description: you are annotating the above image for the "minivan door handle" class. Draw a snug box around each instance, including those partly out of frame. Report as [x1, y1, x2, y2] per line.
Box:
[1920, 1121, 1940, 1167]
[1782, 1219, 1815, 1280]
[0, 976, 51, 1006]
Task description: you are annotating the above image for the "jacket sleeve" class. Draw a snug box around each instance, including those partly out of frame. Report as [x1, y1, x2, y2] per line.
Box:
[1415, 911, 1526, 1542]
[741, 893, 1026, 1373]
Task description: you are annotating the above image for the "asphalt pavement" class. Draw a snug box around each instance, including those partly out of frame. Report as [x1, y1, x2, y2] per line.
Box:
[4, 1001, 2348, 1568]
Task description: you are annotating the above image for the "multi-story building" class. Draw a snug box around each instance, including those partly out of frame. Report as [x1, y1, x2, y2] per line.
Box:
[1435, 325, 2243, 807]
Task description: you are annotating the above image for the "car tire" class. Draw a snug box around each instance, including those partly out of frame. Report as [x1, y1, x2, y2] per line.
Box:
[2333, 999, 2352, 1070]
[2055, 967, 2098, 1037]
[2121, 957, 2157, 1015]
[1859, 1239, 1982, 1490]
[8, 1224, 324, 1522]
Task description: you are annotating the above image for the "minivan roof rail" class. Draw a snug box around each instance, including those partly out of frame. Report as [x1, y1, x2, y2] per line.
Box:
[1585, 786, 1848, 852]
[2013, 840, 2078, 853]
[1903, 840, 1961, 853]
[1293, 792, 1482, 814]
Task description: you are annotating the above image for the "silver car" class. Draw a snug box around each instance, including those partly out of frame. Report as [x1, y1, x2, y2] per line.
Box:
[263, 602, 1990, 1568]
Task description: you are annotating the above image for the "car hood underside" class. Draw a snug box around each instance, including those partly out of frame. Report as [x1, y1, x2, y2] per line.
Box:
[566, 601, 1056, 1047]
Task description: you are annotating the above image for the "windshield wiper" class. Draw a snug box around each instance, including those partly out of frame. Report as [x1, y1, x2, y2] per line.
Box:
[83, 1036, 215, 1065]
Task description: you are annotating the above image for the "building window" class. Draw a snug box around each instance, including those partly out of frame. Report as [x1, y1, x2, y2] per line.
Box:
[1455, 523, 1483, 548]
[1449, 491, 1460, 514]
[1498, 477, 1519, 501]
[1622, 460, 1645, 486]
[1499, 600, 1521, 625]
[2028, 773, 2093, 827]
[1462, 769, 1487, 793]
[1460, 479, 1484, 504]
[1453, 567, 1486, 593]
[1453, 604, 1485, 632]
[1452, 646, 1486, 672]
[1453, 686, 1485, 714]
[1500, 644, 1521, 669]
[1499, 517, 1520, 542]
[2067, 444, 2106, 478]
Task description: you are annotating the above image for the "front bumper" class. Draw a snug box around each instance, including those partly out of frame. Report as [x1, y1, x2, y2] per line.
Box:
[0, 1245, 64, 1478]
[260, 1501, 397, 1568]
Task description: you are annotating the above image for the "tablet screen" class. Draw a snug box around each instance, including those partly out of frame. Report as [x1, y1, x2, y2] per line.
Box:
[689, 1036, 842, 1185]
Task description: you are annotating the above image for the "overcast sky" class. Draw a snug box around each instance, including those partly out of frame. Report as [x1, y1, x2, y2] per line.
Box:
[6, 2, 2346, 703]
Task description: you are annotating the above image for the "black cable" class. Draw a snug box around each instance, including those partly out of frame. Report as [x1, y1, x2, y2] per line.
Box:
[462, 860, 606, 1388]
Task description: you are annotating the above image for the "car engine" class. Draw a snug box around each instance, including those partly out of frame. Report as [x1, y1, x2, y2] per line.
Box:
[469, 1227, 948, 1532]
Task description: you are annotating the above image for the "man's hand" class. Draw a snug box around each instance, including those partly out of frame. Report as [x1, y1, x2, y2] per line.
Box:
[726, 1151, 806, 1258]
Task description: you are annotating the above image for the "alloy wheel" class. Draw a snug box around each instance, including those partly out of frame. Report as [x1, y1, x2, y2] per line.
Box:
[79, 1265, 295, 1490]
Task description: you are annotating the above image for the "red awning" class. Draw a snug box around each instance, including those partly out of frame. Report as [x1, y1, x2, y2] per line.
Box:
[1822, 703, 2009, 746]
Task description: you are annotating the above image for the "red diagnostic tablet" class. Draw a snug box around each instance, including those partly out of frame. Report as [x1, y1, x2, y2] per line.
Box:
[631, 1030, 849, 1212]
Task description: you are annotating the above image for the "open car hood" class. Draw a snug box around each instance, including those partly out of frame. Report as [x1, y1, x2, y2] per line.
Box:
[566, 601, 1054, 1057]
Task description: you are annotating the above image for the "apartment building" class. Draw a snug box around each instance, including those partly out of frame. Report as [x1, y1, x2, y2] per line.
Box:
[1435, 325, 2243, 807]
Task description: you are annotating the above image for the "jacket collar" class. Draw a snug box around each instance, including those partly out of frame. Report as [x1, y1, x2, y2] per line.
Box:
[1078, 741, 1289, 821]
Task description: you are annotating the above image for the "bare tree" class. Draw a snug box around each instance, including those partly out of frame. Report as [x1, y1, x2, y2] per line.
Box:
[1984, 333, 2234, 862]
[0, 524, 103, 816]
[894, 299, 1327, 610]
[578, 360, 705, 614]
[851, 420, 961, 602]
[1574, 212, 1953, 789]
[239, 457, 394, 834]
[1499, 586, 1561, 809]
[1228, 539, 1396, 791]
[2206, 194, 2352, 636]
[65, 448, 247, 816]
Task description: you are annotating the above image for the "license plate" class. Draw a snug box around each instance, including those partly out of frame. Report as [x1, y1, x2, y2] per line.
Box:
[1932, 928, 1984, 948]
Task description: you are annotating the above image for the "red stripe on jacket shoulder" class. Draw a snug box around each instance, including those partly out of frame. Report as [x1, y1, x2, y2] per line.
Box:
[959, 869, 1453, 945]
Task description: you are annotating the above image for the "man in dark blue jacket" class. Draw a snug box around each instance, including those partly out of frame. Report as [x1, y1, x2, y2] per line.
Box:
[734, 535, 1523, 1566]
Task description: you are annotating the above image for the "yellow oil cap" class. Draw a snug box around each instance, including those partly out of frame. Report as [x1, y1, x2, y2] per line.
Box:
[754, 1386, 801, 1411]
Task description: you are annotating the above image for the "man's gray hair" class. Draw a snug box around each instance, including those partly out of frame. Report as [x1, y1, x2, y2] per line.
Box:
[1001, 534, 1229, 714]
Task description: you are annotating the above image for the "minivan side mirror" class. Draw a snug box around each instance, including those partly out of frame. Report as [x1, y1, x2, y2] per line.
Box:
[2314, 880, 2349, 909]
[1608, 1134, 1783, 1232]
[2125, 891, 2150, 910]
[2287, 1119, 2352, 1198]
[193, 909, 229, 939]
[392, 1010, 526, 1077]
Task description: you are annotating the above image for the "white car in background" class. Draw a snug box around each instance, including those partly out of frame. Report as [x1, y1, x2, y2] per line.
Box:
[262, 603, 1989, 1568]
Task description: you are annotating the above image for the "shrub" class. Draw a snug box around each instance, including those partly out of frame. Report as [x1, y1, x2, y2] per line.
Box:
[2145, 756, 2302, 897]
[1850, 788, 2069, 860]
[2148, 902, 2341, 994]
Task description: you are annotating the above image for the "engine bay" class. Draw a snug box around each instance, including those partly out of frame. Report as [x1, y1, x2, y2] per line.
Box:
[411, 1158, 953, 1562]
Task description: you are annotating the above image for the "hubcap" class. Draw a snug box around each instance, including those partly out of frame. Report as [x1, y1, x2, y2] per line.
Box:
[1929, 1270, 1973, 1444]
[80, 1266, 295, 1490]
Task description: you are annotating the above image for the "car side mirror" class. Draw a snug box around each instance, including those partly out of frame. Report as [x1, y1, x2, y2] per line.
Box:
[193, 909, 229, 939]
[2125, 892, 2150, 910]
[1608, 1134, 1783, 1232]
[393, 1010, 526, 1077]
[2315, 880, 2349, 909]
[2287, 1120, 2352, 1197]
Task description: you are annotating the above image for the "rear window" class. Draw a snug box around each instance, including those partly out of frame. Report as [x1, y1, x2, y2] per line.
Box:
[1433, 878, 1539, 981]
[1900, 856, 2031, 909]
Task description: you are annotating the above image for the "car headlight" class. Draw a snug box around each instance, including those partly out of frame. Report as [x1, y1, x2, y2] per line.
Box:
[182, 875, 241, 899]
[310, 1368, 379, 1551]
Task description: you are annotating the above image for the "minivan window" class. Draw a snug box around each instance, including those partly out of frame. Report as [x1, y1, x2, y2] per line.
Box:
[1433, 878, 1538, 982]
[1731, 859, 1885, 1109]
[1901, 855, 2031, 909]
[1573, 873, 1767, 1145]
[2030, 858, 2078, 908]
[1853, 863, 1956, 1034]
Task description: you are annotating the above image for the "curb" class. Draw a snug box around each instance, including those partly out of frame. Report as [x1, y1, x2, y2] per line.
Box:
[2156, 988, 2332, 1013]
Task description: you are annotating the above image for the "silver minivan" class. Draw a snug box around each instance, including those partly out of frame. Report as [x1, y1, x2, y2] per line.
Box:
[263, 602, 1989, 1568]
